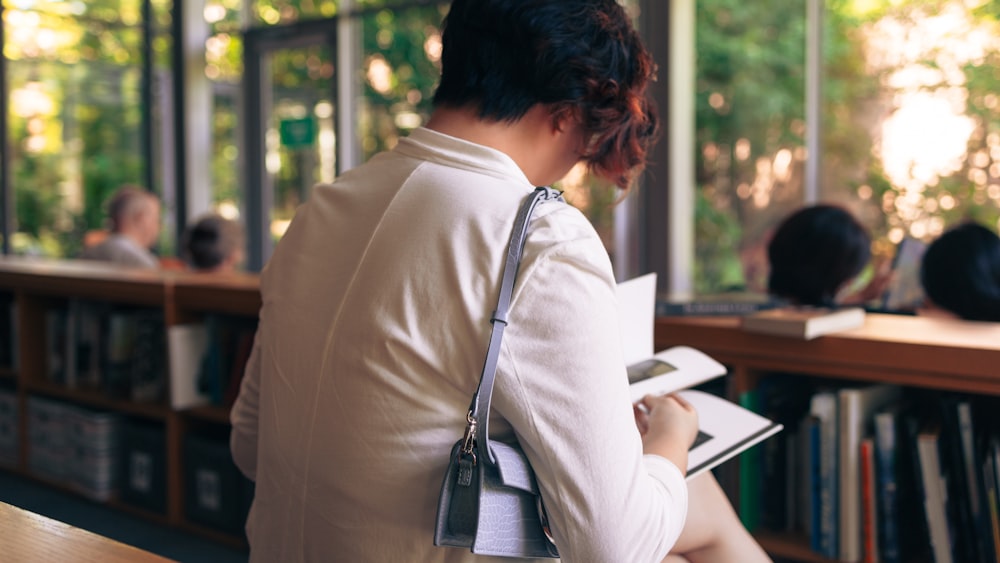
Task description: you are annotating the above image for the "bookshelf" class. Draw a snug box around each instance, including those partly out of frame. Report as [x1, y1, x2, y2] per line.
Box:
[654, 313, 1000, 563]
[0, 257, 261, 549]
[5, 255, 999, 559]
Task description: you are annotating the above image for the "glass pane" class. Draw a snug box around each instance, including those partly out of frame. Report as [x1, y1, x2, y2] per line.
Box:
[822, 0, 1000, 255]
[263, 43, 336, 241]
[694, 0, 807, 294]
[356, 3, 446, 159]
[250, 0, 337, 26]
[5, 7, 148, 258]
[205, 2, 244, 218]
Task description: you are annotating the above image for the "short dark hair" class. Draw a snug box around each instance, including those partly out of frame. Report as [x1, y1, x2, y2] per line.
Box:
[920, 221, 1000, 322]
[182, 214, 245, 271]
[767, 204, 871, 306]
[433, 0, 658, 189]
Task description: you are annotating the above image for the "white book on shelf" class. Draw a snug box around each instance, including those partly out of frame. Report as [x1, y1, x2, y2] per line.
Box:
[838, 383, 901, 561]
[617, 274, 783, 480]
[740, 306, 865, 340]
[167, 323, 210, 410]
[917, 429, 954, 563]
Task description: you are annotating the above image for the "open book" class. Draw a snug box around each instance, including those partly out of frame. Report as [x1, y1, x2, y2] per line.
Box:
[619, 274, 784, 480]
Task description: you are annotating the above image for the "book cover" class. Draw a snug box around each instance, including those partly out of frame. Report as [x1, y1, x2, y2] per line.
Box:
[619, 274, 783, 481]
[740, 306, 866, 340]
[839, 384, 901, 561]
[880, 236, 928, 313]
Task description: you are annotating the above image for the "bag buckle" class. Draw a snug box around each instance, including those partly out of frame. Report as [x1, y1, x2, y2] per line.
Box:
[460, 411, 477, 465]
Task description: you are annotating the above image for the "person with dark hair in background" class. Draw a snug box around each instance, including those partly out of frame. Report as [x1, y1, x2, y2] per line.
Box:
[181, 213, 245, 273]
[767, 204, 888, 307]
[229, 1, 769, 562]
[79, 185, 161, 268]
[919, 221, 1000, 322]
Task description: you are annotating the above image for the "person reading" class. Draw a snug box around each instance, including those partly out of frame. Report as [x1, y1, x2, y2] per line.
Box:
[919, 221, 1000, 322]
[767, 204, 890, 307]
[229, 1, 770, 561]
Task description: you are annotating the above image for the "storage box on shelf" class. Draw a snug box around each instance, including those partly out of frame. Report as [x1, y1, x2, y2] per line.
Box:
[654, 313, 1000, 563]
[0, 257, 262, 549]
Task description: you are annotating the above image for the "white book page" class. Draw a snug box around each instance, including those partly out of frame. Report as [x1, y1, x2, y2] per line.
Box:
[680, 389, 784, 480]
[617, 273, 727, 402]
[617, 272, 657, 366]
[628, 346, 727, 403]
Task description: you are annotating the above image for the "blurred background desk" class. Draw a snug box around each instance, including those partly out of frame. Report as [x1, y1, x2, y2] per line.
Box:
[0, 501, 175, 562]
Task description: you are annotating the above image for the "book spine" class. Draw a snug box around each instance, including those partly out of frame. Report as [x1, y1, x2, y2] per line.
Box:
[807, 416, 823, 554]
[656, 299, 776, 317]
[939, 398, 979, 562]
[861, 438, 879, 563]
[738, 389, 760, 532]
[984, 442, 1000, 561]
[917, 431, 954, 563]
[874, 411, 900, 563]
[811, 392, 839, 559]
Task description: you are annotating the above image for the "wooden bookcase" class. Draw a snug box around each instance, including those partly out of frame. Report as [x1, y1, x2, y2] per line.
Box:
[655, 313, 1000, 563]
[4, 255, 998, 560]
[0, 257, 261, 549]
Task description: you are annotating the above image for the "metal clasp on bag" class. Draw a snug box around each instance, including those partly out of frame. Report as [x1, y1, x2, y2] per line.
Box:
[460, 411, 477, 465]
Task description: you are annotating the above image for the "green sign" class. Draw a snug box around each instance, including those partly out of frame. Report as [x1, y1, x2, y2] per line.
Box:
[279, 117, 316, 149]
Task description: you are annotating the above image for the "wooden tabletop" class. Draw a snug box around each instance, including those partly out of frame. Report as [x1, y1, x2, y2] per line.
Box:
[0, 502, 176, 563]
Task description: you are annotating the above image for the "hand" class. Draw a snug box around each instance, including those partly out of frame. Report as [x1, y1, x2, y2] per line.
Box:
[634, 393, 699, 474]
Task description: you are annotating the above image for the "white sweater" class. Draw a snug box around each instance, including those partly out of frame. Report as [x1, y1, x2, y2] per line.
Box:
[230, 127, 687, 562]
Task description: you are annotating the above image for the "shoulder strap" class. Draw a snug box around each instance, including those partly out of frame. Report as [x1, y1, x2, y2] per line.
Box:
[462, 186, 564, 467]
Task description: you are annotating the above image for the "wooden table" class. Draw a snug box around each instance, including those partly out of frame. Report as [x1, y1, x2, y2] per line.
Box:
[0, 501, 176, 562]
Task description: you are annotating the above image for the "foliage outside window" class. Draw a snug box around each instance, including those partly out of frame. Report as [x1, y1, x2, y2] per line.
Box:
[4, 0, 171, 258]
[695, 0, 1000, 295]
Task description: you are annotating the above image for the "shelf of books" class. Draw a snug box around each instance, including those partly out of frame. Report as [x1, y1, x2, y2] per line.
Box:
[655, 313, 1000, 563]
[0, 257, 260, 551]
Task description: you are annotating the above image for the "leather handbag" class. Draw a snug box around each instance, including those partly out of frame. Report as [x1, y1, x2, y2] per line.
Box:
[433, 187, 563, 558]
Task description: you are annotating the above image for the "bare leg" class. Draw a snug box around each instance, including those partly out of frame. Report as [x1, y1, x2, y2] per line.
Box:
[668, 472, 772, 563]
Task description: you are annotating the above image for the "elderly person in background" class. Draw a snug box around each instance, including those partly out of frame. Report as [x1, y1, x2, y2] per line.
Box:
[79, 185, 161, 269]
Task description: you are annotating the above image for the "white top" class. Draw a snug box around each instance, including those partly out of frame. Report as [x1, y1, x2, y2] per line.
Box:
[79, 234, 158, 268]
[230, 127, 688, 562]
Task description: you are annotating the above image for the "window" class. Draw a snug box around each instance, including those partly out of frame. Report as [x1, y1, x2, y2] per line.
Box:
[683, 0, 1000, 296]
[3, 0, 171, 258]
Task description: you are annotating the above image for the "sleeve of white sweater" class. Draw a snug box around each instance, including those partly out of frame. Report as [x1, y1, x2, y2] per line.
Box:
[490, 207, 689, 562]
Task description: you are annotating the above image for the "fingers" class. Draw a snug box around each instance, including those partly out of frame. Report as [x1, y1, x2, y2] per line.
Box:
[638, 392, 693, 412]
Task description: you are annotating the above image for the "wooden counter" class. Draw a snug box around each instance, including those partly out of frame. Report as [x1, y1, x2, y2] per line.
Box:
[0, 501, 176, 562]
[654, 312, 1000, 395]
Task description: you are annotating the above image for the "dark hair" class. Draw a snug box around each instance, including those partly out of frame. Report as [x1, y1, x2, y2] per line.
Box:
[767, 204, 871, 306]
[433, 0, 658, 189]
[920, 222, 1000, 322]
[181, 214, 245, 271]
